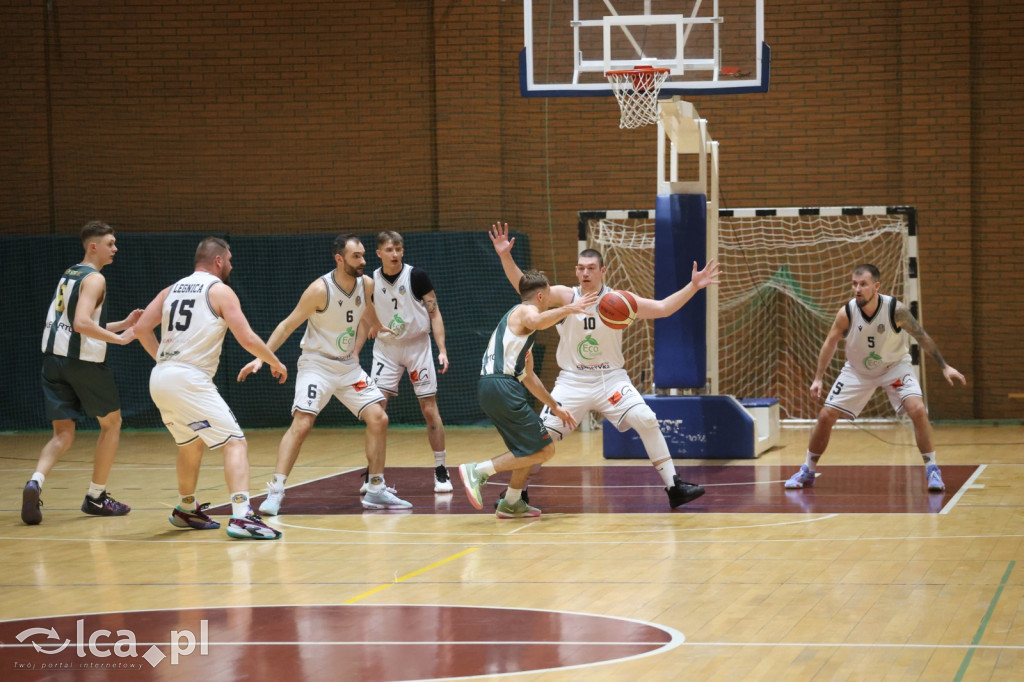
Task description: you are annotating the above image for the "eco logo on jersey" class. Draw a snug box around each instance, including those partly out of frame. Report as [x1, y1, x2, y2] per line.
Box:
[388, 313, 407, 337]
[336, 326, 356, 354]
[577, 334, 600, 360]
[863, 350, 883, 371]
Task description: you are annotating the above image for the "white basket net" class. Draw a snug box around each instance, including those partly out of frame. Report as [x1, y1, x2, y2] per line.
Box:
[606, 68, 670, 129]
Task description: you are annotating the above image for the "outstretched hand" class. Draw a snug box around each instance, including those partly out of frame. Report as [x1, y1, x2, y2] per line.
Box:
[488, 221, 515, 257]
[692, 259, 721, 289]
[570, 290, 599, 314]
[237, 358, 262, 382]
[550, 404, 578, 429]
[942, 365, 967, 387]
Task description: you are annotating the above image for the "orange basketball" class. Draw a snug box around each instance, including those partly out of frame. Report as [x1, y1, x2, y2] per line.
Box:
[598, 290, 638, 330]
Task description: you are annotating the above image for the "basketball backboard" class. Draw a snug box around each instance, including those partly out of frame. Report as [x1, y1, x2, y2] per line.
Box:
[521, 0, 768, 97]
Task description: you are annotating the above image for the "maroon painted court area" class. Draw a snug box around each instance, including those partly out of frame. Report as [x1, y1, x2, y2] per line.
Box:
[211, 465, 979, 516]
[0, 605, 677, 680]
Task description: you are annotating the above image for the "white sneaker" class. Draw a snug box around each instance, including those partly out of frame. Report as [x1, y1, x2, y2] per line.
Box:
[362, 487, 412, 510]
[433, 465, 454, 493]
[258, 480, 285, 516]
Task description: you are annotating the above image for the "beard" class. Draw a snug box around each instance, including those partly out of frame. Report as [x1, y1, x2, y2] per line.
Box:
[343, 262, 363, 278]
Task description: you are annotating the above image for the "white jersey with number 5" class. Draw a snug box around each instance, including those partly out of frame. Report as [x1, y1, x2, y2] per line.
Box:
[299, 272, 366, 360]
[156, 271, 227, 379]
[843, 294, 910, 377]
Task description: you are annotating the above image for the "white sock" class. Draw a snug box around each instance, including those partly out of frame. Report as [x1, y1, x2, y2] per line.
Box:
[505, 487, 522, 504]
[273, 473, 287, 486]
[433, 450, 446, 467]
[805, 451, 821, 470]
[179, 494, 197, 512]
[87, 481, 105, 499]
[366, 474, 384, 494]
[921, 452, 937, 466]
[31, 472, 46, 487]
[230, 492, 251, 518]
[652, 461, 676, 488]
[476, 461, 497, 477]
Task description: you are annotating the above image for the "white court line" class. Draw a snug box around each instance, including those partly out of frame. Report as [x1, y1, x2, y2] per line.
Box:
[483, 479, 794, 489]
[272, 514, 840, 536]
[6, 528, 1024, 549]
[940, 463, 987, 515]
[682, 641, 1024, 650]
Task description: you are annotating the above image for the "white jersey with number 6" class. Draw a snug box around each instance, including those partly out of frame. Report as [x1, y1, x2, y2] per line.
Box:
[299, 273, 366, 360]
[156, 271, 226, 379]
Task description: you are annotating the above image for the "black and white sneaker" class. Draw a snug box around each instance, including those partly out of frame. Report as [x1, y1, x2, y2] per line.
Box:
[433, 465, 453, 493]
[81, 491, 131, 516]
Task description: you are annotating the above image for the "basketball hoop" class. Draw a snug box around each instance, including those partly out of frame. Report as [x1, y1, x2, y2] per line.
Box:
[605, 66, 671, 129]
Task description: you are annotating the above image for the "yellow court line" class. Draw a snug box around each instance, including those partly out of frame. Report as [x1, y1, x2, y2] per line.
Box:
[342, 547, 480, 604]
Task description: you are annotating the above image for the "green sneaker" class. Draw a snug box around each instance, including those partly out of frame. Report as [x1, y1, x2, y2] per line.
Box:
[495, 497, 542, 519]
[458, 463, 488, 509]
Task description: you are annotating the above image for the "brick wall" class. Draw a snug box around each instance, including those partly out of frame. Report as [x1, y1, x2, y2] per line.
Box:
[1, 0, 1020, 418]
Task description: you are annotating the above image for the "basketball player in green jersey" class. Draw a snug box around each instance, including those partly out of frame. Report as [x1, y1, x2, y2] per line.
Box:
[24, 221, 142, 525]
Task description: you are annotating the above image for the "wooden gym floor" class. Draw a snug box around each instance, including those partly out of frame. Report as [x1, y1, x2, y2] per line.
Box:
[1, 421, 1022, 680]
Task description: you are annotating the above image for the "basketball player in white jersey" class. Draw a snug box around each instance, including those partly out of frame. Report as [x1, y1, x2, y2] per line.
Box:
[135, 237, 289, 540]
[237, 234, 410, 513]
[370, 231, 452, 494]
[458, 270, 596, 518]
[488, 221, 719, 509]
[23, 220, 142, 526]
[785, 263, 966, 491]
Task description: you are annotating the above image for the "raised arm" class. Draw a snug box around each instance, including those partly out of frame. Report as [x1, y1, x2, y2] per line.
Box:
[210, 283, 287, 384]
[73, 273, 136, 346]
[489, 220, 575, 305]
[488, 221, 526, 292]
[422, 289, 449, 373]
[894, 303, 966, 386]
[810, 307, 851, 401]
[635, 259, 720, 320]
[133, 286, 171, 360]
[237, 278, 325, 381]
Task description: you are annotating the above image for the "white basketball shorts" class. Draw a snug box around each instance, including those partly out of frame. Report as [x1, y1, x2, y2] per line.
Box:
[370, 336, 437, 398]
[824, 360, 924, 419]
[540, 368, 646, 439]
[149, 362, 243, 448]
[292, 353, 385, 419]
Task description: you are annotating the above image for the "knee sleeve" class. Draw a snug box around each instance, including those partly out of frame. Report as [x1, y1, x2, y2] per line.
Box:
[622, 406, 671, 463]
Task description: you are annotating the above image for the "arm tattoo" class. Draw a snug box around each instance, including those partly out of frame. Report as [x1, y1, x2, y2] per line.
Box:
[894, 305, 947, 369]
[424, 298, 437, 314]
